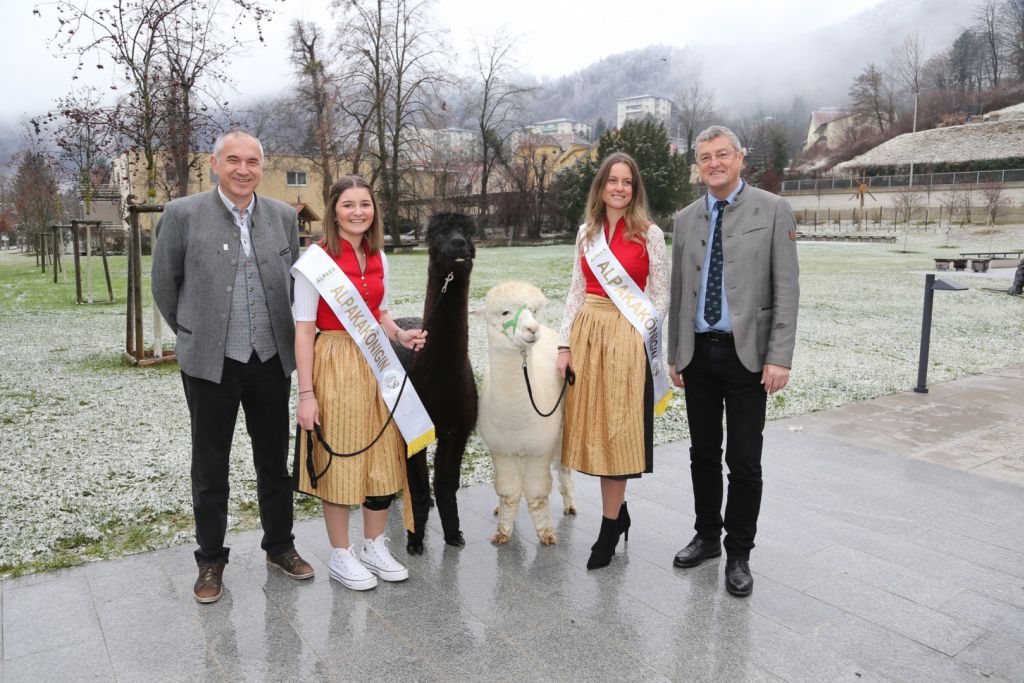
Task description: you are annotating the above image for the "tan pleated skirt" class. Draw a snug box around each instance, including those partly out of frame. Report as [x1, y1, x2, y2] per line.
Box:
[561, 295, 649, 477]
[294, 331, 413, 531]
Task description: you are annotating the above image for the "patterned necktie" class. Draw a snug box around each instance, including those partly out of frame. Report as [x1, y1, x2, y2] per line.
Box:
[704, 200, 729, 326]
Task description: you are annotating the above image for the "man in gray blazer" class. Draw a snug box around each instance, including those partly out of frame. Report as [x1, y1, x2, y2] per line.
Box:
[152, 130, 313, 603]
[666, 125, 799, 597]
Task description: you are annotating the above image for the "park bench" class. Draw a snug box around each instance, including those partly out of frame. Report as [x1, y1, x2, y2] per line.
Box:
[960, 250, 1023, 268]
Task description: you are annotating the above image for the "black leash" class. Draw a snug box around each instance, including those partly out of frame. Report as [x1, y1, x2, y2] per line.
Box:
[301, 269, 456, 489]
[303, 372, 410, 489]
[521, 349, 575, 418]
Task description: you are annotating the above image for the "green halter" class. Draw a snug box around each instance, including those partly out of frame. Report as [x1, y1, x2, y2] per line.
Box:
[501, 305, 528, 339]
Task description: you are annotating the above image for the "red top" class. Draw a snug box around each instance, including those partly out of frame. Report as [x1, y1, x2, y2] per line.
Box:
[316, 239, 386, 330]
[581, 217, 650, 297]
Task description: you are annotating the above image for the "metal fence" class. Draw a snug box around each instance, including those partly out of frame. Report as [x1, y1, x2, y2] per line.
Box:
[781, 169, 1024, 193]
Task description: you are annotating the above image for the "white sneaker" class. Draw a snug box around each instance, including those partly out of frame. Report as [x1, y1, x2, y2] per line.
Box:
[328, 546, 377, 590]
[359, 534, 409, 582]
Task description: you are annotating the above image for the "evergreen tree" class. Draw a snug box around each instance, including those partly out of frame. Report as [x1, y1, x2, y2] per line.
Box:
[551, 119, 690, 229]
[595, 120, 689, 215]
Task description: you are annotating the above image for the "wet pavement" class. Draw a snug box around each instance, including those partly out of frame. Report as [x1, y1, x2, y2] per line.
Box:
[3, 366, 1024, 681]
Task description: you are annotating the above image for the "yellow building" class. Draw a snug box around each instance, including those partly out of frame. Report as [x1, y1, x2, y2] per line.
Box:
[511, 133, 593, 188]
[116, 150, 330, 243]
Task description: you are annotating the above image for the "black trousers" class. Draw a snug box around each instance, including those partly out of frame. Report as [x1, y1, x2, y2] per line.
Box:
[681, 335, 767, 560]
[181, 353, 295, 566]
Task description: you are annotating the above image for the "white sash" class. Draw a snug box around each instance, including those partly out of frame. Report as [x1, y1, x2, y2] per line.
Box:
[292, 244, 436, 455]
[582, 225, 673, 415]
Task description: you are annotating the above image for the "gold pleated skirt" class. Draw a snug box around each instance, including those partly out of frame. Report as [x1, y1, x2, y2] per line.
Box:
[294, 331, 413, 531]
[561, 295, 647, 477]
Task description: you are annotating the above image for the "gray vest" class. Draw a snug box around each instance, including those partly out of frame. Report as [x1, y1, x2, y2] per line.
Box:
[225, 241, 277, 363]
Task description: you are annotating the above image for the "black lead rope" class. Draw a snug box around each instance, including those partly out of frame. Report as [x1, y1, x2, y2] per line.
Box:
[302, 268, 456, 489]
[303, 361, 411, 490]
[522, 353, 575, 418]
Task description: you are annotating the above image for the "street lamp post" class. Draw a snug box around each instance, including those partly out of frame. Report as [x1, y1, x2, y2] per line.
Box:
[915, 273, 967, 393]
[908, 90, 918, 189]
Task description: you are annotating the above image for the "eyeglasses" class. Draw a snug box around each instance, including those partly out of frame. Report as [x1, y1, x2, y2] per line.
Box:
[697, 150, 738, 165]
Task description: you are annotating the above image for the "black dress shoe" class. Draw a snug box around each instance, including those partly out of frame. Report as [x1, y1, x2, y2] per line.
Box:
[673, 535, 722, 568]
[725, 559, 753, 597]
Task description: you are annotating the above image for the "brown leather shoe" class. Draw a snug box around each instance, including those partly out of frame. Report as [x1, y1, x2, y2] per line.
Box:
[266, 548, 315, 580]
[193, 562, 225, 603]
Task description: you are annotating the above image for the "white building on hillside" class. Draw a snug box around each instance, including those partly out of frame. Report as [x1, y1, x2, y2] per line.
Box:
[525, 118, 593, 141]
[616, 95, 673, 130]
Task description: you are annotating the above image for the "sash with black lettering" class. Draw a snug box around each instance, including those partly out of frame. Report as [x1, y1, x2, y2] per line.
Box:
[291, 244, 436, 455]
[582, 225, 673, 415]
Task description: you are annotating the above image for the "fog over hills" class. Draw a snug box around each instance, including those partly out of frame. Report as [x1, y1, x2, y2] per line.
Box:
[0, 0, 977, 168]
[528, 0, 971, 126]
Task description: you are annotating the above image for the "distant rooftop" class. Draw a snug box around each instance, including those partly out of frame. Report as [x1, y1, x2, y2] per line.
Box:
[809, 109, 853, 131]
[616, 94, 669, 102]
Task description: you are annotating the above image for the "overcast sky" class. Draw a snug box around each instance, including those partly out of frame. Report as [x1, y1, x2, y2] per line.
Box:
[3, 0, 888, 126]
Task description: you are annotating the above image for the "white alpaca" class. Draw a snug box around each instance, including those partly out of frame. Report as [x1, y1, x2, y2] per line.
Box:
[478, 280, 576, 545]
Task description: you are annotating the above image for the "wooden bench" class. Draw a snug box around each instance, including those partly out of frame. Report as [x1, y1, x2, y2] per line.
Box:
[934, 258, 952, 271]
[971, 258, 992, 273]
[960, 251, 1023, 268]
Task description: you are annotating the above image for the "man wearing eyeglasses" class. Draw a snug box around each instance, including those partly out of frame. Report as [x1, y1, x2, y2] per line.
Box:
[666, 125, 799, 597]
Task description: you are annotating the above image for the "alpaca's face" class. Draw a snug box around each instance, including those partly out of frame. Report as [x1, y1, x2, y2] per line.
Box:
[484, 282, 546, 350]
[427, 213, 476, 276]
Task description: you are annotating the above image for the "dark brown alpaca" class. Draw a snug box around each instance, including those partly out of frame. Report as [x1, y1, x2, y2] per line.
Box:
[393, 212, 478, 554]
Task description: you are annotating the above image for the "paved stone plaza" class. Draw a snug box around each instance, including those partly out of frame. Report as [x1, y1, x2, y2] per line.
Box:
[3, 367, 1023, 681]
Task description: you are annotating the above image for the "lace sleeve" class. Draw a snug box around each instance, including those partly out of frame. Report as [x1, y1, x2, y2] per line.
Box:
[646, 225, 670, 321]
[558, 227, 587, 346]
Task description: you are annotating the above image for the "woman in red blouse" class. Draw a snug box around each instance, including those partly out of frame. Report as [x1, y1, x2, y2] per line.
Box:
[556, 153, 670, 569]
[293, 176, 426, 591]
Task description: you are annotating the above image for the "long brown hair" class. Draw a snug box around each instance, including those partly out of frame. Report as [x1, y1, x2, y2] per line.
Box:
[322, 175, 384, 256]
[583, 152, 652, 246]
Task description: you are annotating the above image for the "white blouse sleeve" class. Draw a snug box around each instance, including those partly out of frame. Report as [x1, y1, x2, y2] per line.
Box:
[293, 270, 320, 322]
[558, 226, 588, 346]
[646, 225, 670, 321]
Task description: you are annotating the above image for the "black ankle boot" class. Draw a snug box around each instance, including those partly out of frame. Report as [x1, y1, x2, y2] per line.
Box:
[591, 502, 632, 551]
[587, 516, 620, 570]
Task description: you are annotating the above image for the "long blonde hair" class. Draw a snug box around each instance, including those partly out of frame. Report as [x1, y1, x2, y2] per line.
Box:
[584, 152, 652, 245]
[322, 175, 384, 256]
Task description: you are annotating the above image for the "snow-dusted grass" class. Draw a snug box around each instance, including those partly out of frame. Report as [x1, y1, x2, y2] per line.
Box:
[1, 222, 1021, 575]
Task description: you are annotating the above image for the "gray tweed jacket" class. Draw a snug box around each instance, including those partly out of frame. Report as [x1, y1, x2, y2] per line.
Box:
[151, 189, 299, 383]
[667, 184, 800, 374]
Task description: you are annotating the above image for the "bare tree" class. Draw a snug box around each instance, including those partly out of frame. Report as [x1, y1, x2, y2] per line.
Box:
[42, 0, 277, 199]
[0, 171, 15, 242]
[290, 20, 342, 210]
[158, 0, 239, 199]
[891, 187, 924, 239]
[890, 34, 925, 105]
[673, 78, 716, 168]
[335, 0, 445, 243]
[849, 64, 894, 134]
[49, 88, 116, 215]
[980, 182, 1012, 225]
[11, 126, 61, 253]
[1004, 0, 1024, 81]
[470, 33, 533, 236]
[974, 0, 1004, 88]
